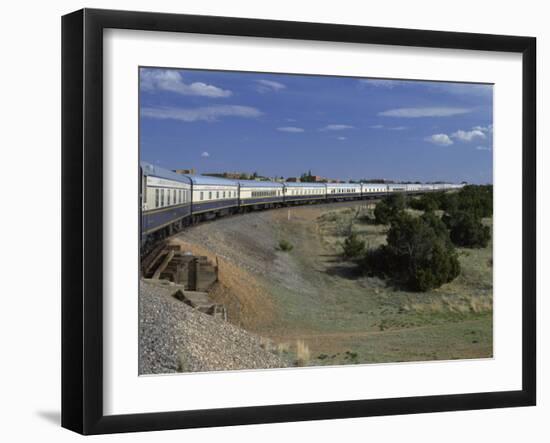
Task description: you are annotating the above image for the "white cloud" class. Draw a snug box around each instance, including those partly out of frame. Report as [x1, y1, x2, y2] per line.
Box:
[433, 83, 493, 96]
[472, 124, 493, 134]
[379, 107, 472, 118]
[359, 79, 397, 88]
[337, 136, 347, 140]
[277, 126, 304, 133]
[358, 78, 492, 97]
[141, 105, 262, 122]
[370, 124, 406, 130]
[201, 151, 210, 157]
[320, 124, 354, 131]
[476, 146, 492, 151]
[451, 129, 486, 142]
[256, 79, 286, 93]
[140, 69, 232, 98]
[425, 134, 454, 146]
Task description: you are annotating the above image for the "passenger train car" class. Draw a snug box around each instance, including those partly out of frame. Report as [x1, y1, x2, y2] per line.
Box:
[141, 162, 192, 237]
[283, 182, 326, 203]
[187, 175, 239, 220]
[361, 183, 389, 195]
[326, 182, 362, 200]
[140, 161, 464, 249]
[237, 180, 284, 209]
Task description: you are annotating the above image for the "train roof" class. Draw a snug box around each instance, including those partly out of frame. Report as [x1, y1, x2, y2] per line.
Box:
[185, 174, 238, 186]
[326, 182, 362, 187]
[283, 182, 327, 188]
[236, 179, 284, 188]
[141, 161, 192, 184]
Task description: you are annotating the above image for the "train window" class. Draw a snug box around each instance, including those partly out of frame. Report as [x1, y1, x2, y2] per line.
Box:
[155, 189, 159, 208]
[208, 191, 212, 200]
[216, 191, 219, 199]
[167, 190, 171, 206]
[223, 191, 226, 198]
[160, 189, 164, 207]
[200, 191, 204, 201]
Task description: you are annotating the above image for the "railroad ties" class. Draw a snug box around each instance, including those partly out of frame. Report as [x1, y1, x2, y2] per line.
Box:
[142, 242, 226, 321]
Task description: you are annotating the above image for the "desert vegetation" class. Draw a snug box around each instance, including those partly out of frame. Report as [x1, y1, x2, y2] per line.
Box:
[361, 211, 461, 291]
[357, 185, 492, 291]
[277, 239, 294, 252]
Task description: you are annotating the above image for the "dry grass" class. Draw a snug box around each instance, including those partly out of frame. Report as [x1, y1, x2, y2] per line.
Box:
[405, 294, 493, 315]
[295, 340, 311, 367]
[276, 342, 290, 355]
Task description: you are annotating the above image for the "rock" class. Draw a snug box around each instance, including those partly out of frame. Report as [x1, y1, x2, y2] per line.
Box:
[139, 280, 287, 374]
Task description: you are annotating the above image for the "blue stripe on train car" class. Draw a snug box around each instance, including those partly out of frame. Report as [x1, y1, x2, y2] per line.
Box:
[284, 195, 326, 202]
[327, 192, 361, 198]
[240, 196, 284, 206]
[363, 192, 389, 197]
[142, 204, 192, 234]
[192, 199, 239, 214]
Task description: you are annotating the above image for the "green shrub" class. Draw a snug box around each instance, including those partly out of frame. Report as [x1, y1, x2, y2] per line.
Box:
[373, 193, 407, 225]
[443, 210, 491, 248]
[373, 200, 392, 224]
[361, 212, 460, 292]
[386, 193, 408, 212]
[440, 192, 459, 213]
[452, 185, 493, 218]
[409, 194, 439, 212]
[278, 239, 294, 252]
[341, 231, 365, 259]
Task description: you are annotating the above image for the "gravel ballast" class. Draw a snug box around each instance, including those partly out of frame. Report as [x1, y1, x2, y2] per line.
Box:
[139, 280, 287, 374]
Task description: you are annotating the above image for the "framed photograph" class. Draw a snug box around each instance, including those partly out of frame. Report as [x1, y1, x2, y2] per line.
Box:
[61, 8, 536, 435]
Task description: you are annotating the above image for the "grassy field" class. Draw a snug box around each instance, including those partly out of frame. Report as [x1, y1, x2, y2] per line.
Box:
[174, 201, 493, 367]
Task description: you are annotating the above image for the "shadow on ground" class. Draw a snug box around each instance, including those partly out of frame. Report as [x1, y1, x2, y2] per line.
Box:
[36, 410, 60, 426]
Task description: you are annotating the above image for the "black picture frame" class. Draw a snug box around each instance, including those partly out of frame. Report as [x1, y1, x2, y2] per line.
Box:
[61, 8, 536, 435]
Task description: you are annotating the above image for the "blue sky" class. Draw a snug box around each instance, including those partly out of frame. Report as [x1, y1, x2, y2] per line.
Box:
[139, 68, 493, 183]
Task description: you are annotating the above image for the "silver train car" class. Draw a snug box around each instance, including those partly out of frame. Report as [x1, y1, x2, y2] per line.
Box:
[140, 161, 464, 248]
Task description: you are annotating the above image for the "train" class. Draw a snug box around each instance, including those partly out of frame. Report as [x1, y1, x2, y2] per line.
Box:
[140, 161, 464, 250]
